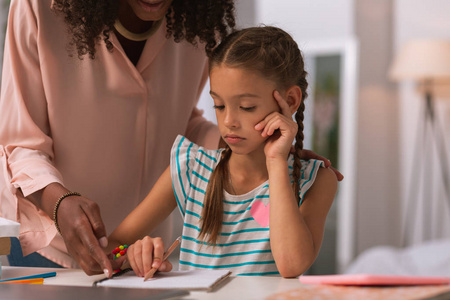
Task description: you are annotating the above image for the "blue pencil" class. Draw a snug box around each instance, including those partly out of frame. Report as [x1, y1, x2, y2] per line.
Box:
[0, 271, 57, 282]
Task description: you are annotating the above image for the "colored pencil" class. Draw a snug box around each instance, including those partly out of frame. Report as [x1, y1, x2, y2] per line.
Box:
[0, 271, 56, 283]
[0, 278, 44, 284]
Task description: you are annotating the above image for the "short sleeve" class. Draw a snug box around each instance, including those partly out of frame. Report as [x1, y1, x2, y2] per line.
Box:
[298, 159, 325, 206]
[170, 135, 199, 217]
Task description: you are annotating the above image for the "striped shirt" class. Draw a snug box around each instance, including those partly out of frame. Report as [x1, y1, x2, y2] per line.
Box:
[170, 135, 324, 276]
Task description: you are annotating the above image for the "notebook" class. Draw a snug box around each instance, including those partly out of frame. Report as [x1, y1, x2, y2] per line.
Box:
[95, 268, 232, 291]
[0, 284, 188, 300]
[299, 274, 450, 286]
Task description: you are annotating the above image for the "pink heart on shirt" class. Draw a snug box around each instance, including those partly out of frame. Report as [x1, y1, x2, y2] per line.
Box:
[251, 201, 270, 228]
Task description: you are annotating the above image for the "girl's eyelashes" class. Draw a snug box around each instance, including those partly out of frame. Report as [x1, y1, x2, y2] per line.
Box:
[241, 106, 256, 112]
[212, 105, 256, 111]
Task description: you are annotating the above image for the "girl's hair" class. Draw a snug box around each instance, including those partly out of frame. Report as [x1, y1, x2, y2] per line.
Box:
[52, 0, 235, 59]
[200, 26, 308, 245]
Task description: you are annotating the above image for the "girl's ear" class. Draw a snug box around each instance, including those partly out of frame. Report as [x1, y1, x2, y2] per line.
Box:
[285, 85, 302, 114]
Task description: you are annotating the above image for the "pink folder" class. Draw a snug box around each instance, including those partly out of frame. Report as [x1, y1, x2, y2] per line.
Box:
[299, 274, 450, 286]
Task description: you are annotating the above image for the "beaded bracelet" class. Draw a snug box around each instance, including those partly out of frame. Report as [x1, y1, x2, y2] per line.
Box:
[112, 245, 129, 259]
[53, 191, 81, 236]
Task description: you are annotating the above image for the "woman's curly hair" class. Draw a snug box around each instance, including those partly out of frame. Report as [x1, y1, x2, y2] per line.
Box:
[52, 0, 236, 59]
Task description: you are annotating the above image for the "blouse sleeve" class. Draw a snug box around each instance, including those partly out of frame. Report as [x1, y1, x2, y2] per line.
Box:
[170, 135, 200, 218]
[0, 0, 64, 196]
[298, 159, 325, 206]
[0, 0, 60, 253]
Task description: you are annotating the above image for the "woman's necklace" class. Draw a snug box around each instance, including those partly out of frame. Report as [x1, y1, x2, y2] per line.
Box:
[113, 18, 162, 42]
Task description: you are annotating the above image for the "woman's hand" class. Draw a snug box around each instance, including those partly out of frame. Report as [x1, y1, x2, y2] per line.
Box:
[56, 193, 112, 276]
[300, 150, 344, 181]
[255, 91, 297, 160]
[127, 236, 173, 277]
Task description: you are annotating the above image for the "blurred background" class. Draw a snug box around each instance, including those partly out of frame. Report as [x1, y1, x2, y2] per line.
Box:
[1, 0, 450, 275]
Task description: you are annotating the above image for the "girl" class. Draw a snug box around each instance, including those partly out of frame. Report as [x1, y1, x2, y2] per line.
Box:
[109, 26, 338, 277]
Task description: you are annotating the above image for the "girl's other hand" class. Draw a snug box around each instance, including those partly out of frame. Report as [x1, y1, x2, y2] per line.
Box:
[127, 236, 173, 277]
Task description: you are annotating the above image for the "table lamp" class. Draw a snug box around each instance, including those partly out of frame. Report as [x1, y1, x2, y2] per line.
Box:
[389, 39, 450, 246]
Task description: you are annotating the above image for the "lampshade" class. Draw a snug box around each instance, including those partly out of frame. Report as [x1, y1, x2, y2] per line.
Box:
[389, 39, 450, 82]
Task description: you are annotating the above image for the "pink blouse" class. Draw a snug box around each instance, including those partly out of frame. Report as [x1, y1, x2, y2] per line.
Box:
[0, 0, 219, 268]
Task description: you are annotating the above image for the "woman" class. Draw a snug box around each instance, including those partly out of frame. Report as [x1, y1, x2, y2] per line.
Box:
[0, 0, 341, 277]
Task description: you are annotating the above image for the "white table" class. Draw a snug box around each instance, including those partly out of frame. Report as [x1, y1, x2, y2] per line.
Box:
[1, 266, 302, 300]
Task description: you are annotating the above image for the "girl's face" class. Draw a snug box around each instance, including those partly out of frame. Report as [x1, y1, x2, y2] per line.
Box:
[210, 65, 281, 155]
[123, 0, 173, 21]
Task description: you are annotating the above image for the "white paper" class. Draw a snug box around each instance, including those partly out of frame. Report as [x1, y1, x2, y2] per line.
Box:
[0, 217, 20, 237]
[97, 269, 231, 290]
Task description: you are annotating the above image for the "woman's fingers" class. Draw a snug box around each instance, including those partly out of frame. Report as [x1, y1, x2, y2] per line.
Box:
[300, 149, 344, 181]
[300, 149, 326, 164]
[58, 197, 112, 277]
[81, 200, 108, 247]
[76, 222, 112, 276]
[329, 166, 344, 181]
[66, 234, 105, 276]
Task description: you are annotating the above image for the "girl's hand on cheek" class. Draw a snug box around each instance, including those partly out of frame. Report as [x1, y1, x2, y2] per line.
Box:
[255, 91, 297, 160]
[127, 236, 172, 277]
